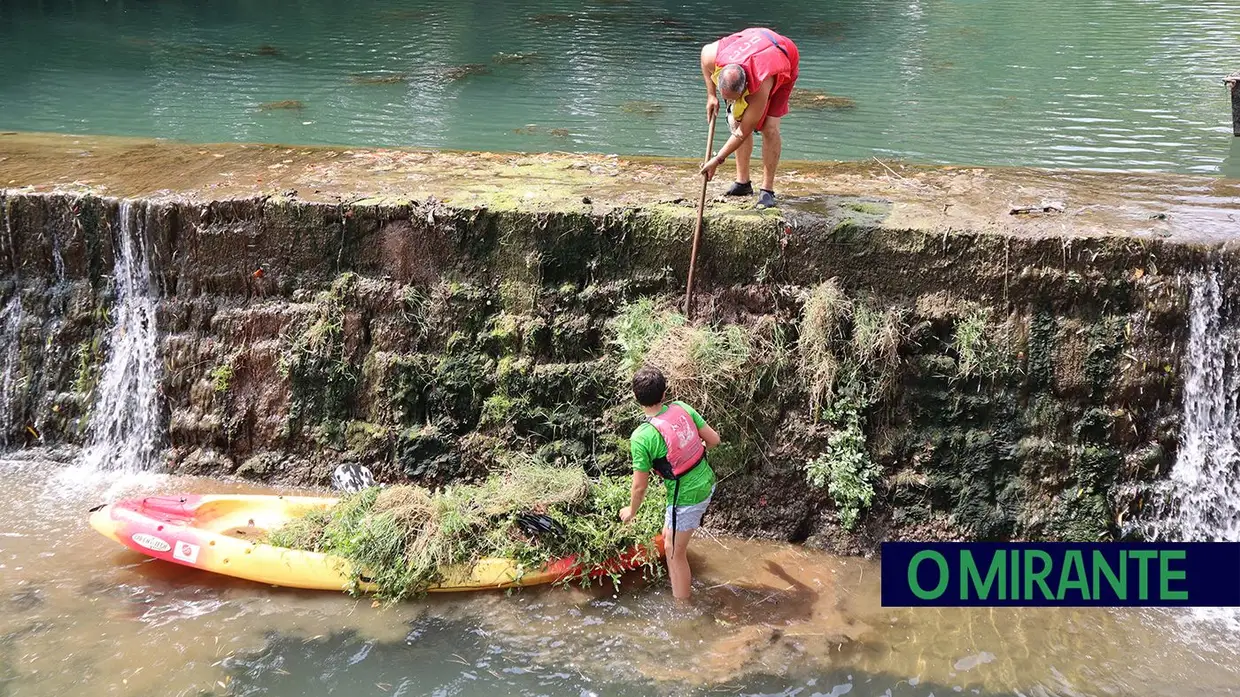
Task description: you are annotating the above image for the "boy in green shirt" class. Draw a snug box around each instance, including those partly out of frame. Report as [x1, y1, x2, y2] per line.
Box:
[618, 366, 721, 600]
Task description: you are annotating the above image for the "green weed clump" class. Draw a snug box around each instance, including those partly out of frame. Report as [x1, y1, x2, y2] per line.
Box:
[606, 298, 791, 479]
[797, 281, 912, 529]
[608, 297, 687, 376]
[804, 394, 880, 531]
[261, 457, 665, 601]
[799, 280, 852, 417]
[952, 306, 1004, 380]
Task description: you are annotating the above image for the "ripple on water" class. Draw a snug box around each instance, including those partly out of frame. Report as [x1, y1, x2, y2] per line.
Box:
[1, 460, 1239, 696]
[0, 0, 1236, 173]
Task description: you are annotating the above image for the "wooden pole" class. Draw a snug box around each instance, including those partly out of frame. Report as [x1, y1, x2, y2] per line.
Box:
[684, 117, 717, 320]
[1227, 72, 1240, 137]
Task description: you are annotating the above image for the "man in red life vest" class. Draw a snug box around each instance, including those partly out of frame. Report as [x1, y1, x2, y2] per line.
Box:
[698, 27, 801, 209]
[619, 366, 722, 600]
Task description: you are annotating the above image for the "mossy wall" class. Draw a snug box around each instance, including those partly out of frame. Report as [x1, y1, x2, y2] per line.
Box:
[0, 190, 1219, 548]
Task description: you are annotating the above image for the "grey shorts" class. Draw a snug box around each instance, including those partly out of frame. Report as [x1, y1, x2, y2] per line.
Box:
[664, 486, 715, 532]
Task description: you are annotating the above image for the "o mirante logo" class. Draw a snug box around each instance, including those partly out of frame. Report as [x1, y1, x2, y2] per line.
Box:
[880, 542, 1240, 607]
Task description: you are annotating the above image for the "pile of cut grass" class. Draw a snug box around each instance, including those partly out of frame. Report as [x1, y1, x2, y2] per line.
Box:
[263, 456, 665, 601]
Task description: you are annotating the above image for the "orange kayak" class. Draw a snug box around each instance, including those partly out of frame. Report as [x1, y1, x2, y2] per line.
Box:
[89, 493, 664, 593]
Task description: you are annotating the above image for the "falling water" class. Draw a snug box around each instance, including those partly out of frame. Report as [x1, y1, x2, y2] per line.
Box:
[78, 201, 162, 473]
[1140, 270, 1240, 634]
[0, 294, 24, 448]
[1144, 270, 1240, 543]
[51, 224, 65, 283]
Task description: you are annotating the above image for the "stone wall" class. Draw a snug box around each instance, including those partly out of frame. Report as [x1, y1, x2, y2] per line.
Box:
[0, 189, 1220, 550]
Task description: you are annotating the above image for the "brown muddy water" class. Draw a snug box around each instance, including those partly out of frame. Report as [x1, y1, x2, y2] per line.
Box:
[1, 457, 1237, 697]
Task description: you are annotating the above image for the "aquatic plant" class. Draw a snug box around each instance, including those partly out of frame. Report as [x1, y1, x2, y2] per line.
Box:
[492, 52, 541, 65]
[350, 73, 409, 85]
[259, 100, 306, 111]
[607, 297, 685, 376]
[620, 100, 665, 117]
[512, 125, 571, 137]
[262, 456, 666, 601]
[850, 302, 907, 395]
[439, 64, 491, 82]
[789, 89, 856, 110]
[529, 13, 576, 25]
[641, 323, 750, 416]
[73, 337, 102, 397]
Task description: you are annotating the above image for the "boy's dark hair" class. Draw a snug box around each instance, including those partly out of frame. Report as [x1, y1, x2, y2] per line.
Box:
[631, 366, 667, 407]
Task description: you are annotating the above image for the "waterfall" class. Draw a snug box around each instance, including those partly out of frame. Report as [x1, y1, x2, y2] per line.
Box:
[51, 224, 65, 284]
[0, 294, 23, 448]
[1143, 270, 1240, 543]
[1140, 269, 1240, 637]
[78, 200, 162, 473]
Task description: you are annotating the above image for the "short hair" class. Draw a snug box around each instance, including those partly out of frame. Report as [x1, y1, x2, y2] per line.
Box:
[717, 64, 747, 95]
[631, 366, 667, 407]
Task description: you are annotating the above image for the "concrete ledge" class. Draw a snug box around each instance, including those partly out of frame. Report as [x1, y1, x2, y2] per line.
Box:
[2, 130, 1238, 244]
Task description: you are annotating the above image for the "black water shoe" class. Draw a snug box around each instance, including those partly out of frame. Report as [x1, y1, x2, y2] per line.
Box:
[756, 189, 778, 208]
[725, 181, 754, 196]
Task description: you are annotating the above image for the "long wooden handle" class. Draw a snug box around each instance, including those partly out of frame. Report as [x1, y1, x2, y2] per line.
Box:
[684, 116, 717, 319]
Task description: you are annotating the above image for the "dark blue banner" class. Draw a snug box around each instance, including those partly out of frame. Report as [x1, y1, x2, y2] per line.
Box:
[880, 542, 1240, 607]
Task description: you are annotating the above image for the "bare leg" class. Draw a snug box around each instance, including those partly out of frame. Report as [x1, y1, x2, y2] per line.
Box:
[734, 134, 754, 185]
[664, 526, 698, 600]
[760, 117, 782, 192]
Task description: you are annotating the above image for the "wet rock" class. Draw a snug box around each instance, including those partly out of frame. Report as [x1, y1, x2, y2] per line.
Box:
[236, 452, 285, 480]
[174, 448, 237, 476]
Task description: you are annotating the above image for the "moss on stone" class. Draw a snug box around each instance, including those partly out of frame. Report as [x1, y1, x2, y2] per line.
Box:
[395, 422, 458, 482]
[499, 280, 539, 315]
[1084, 316, 1126, 398]
[1071, 445, 1122, 488]
[1072, 407, 1114, 444]
[481, 312, 522, 355]
[345, 420, 390, 460]
[280, 275, 362, 434]
[73, 337, 102, 397]
[845, 201, 888, 216]
[1027, 310, 1056, 389]
[1046, 490, 1112, 541]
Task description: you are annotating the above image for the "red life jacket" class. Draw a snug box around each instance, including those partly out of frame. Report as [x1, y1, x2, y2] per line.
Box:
[716, 27, 796, 95]
[647, 403, 706, 479]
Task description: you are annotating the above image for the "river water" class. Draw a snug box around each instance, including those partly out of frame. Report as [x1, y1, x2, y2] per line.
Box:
[1, 456, 1237, 697]
[0, 0, 1237, 175]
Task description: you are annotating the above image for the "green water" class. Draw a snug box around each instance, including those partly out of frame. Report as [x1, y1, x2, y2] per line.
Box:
[0, 0, 1237, 175]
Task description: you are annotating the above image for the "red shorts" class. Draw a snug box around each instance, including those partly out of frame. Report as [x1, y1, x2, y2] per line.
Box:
[751, 39, 799, 132]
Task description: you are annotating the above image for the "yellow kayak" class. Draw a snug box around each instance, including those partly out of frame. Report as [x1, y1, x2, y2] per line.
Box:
[89, 493, 663, 593]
